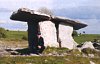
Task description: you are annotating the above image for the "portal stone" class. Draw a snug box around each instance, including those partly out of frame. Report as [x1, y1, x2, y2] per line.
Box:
[39, 21, 59, 47]
[59, 23, 77, 49]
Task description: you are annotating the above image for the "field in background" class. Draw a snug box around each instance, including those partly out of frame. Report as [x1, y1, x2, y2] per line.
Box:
[74, 34, 100, 44]
[0, 30, 100, 44]
[0, 31, 28, 41]
[0, 31, 28, 49]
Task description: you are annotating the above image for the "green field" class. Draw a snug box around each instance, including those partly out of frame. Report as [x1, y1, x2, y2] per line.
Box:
[0, 31, 28, 41]
[74, 34, 100, 44]
[1, 30, 100, 44]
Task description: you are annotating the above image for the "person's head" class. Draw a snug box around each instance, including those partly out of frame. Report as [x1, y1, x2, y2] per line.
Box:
[37, 32, 41, 38]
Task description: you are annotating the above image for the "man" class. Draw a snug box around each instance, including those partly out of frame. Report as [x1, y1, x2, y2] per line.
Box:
[36, 32, 45, 54]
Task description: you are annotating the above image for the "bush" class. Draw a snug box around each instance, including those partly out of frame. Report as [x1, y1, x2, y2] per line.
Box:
[72, 30, 78, 37]
[0, 27, 7, 38]
[22, 35, 28, 40]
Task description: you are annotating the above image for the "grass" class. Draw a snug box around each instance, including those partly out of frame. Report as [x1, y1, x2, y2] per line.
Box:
[0, 55, 100, 64]
[74, 34, 100, 44]
[0, 31, 28, 41]
[43, 47, 69, 54]
[0, 56, 95, 64]
[1, 30, 100, 44]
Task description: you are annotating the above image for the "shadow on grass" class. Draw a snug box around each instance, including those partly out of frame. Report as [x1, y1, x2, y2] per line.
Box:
[5, 48, 31, 55]
[15, 48, 30, 55]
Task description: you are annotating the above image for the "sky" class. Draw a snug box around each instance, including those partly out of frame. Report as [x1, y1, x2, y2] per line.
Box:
[0, 0, 100, 34]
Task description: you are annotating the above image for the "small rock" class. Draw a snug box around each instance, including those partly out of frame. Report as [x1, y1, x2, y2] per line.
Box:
[48, 53, 53, 56]
[45, 59, 48, 62]
[82, 41, 94, 49]
[10, 51, 19, 55]
[90, 61, 95, 64]
[88, 54, 94, 58]
[65, 59, 70, 61]
[30, 54, 39, 56]
[82, 54, 88, 57]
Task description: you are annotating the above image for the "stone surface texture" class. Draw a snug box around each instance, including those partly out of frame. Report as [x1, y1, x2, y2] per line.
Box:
[59, 23, 77, 49]
[82, 41, 95, 49]
[39, 21, 58, 47]
[39, 21, 77, 49]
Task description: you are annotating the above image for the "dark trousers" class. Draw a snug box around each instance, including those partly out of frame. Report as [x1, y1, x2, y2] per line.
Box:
[37, 46, 45, 53]
[30, 46, 45, 54]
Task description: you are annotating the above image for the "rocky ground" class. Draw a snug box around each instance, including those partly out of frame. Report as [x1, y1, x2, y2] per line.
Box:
[0, 41, 100, 64]
[0, 40, 100, 57]
[0, 41, 28, 56]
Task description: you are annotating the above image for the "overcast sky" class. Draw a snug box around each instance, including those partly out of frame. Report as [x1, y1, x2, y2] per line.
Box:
[0, 0, 100, 34]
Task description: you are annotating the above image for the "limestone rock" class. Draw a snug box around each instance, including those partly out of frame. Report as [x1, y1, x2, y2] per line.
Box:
[39, 21, 78, 49]
[82, 41, 95, 49]
[39, 21, 58, 47]
[90, 61, 95, 64]
[59, 24, 78, 49]
[93, 42, 100, 50]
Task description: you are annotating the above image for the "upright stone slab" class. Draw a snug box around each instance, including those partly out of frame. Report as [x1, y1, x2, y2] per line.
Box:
[59, 23, 77, 49]
[39, 21, 59, 47]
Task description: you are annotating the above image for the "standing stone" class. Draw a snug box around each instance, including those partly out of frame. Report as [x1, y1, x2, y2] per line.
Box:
[39, 21, 59, 47]
[39, 21, 77, 49]
[59, 23, 78, 49]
